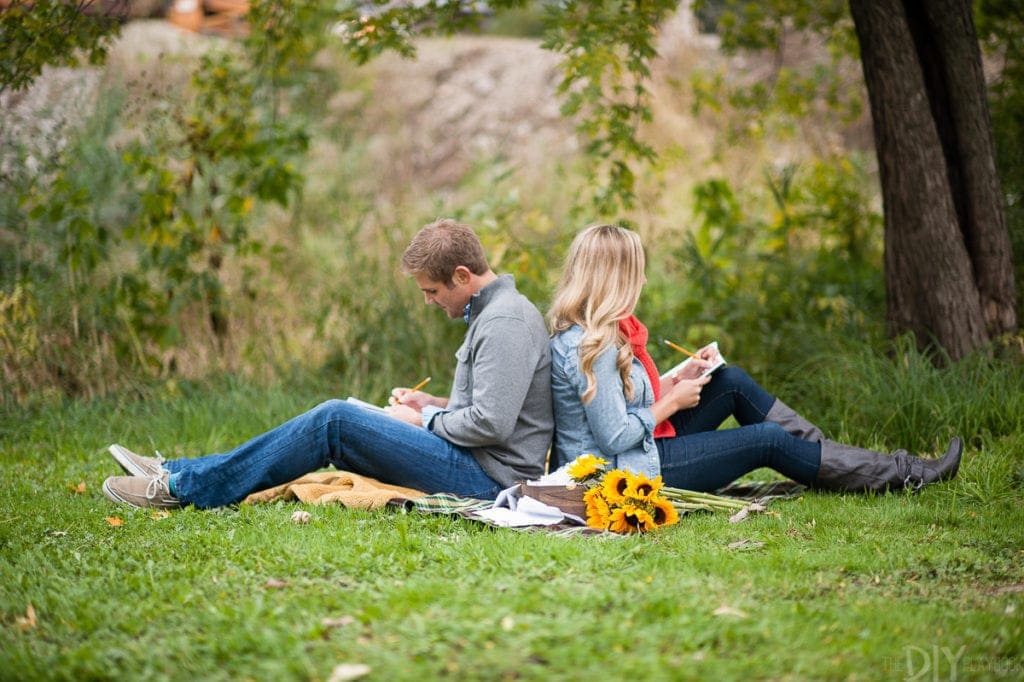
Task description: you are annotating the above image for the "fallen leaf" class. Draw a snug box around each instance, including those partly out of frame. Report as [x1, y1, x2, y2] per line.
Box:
[264, 578, 288, 589]
[68, 481, 86, 494]
[49, 530, 68, 537]
[713, 604, 748, 618]
[327, 663, 371, 682]
[322, 615, 356, 628]
[727, 539, 765, 551]
[15, 603, 37, 631]
[104, 516, 124, 527]
[151, 510, 171, 520]
[729, 502, 769, 523]
[728, 508, 749, 523]
[291, 510, 312, 524]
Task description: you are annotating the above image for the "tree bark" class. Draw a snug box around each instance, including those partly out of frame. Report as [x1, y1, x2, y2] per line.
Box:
[848, 0, 1016, 360]
[917, 0, 1017, 335]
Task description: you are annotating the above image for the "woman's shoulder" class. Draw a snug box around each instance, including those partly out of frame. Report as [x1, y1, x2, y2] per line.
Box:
[551, 324, 584, 345]
[549, 325, 583, 368]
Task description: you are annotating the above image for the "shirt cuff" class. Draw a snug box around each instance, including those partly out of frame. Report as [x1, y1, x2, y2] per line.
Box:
[635, 407, 656, 434]
[421, 405, 445, 430]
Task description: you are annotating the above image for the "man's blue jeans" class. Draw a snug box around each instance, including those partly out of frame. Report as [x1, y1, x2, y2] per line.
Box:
[656, 366, 821, 491]
[162, 400, 504, 508]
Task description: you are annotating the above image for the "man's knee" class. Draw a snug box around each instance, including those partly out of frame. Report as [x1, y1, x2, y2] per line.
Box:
[309, 398, 355, 421]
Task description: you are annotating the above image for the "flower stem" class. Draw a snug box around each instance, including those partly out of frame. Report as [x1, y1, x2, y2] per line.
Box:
[661, 487, 749, 510]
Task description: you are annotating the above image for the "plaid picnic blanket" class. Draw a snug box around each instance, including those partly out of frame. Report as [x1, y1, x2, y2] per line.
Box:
[392, 480, 806, 536]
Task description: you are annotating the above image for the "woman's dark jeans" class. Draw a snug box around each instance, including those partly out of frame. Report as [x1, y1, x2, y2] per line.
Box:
[655, 366, 821, 491]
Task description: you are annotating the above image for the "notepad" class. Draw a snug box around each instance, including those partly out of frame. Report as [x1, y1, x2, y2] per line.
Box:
[660, 341, 727, 382]
[345, 396, 388, 413]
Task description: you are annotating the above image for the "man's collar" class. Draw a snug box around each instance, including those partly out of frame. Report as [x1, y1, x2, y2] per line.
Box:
[463, 274, 514, 325]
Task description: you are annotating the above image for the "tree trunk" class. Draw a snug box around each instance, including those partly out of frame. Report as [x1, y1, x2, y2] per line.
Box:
[917, 0, 1017, 335]
[848, 0, 1017, 360]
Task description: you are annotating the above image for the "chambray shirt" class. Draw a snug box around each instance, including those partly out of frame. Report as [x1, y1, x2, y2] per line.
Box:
[549, 325, 662, 478]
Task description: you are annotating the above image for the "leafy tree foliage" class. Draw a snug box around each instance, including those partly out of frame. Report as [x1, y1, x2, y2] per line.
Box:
[0, 0, 125, 96]
[114, 0, 332, 347]
[1, 0, 333, 393]
[335, 0, 678, 216]
[693, 0, 1018, 358]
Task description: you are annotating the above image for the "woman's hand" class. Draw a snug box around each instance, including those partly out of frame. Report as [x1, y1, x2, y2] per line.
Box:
[666, 374, 711, 410]
[671, 357, 712, 381]
[651, 373, 711, 424]
[696, 343, 720, 365]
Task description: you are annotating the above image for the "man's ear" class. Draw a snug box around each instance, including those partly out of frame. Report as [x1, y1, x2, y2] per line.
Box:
[452, 265, 472, 286]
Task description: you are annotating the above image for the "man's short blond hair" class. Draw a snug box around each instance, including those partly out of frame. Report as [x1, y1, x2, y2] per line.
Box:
[401, 219, 490, 284]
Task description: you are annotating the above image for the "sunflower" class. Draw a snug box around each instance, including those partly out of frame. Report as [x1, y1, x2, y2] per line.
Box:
[601, 470, 631, 504]
[651, 497, 680, 528]
[583, 487, 611, 530]
[609, 504, 655, 533]
[625, 473, 663, 502]
[567, 454, 608, 482]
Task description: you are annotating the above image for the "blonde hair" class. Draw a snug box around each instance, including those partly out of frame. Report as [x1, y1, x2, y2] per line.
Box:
[548, 224, 646, 403]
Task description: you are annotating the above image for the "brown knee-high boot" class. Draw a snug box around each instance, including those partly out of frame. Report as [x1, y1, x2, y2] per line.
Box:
[764, 399, 963, 492]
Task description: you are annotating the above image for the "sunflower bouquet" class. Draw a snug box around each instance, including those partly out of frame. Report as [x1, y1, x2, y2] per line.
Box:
[565, 454, 750, 534]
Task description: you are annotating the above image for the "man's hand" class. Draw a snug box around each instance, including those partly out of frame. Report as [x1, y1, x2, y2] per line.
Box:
[389, 388, 447, 411]
[385, 403, 423, 426]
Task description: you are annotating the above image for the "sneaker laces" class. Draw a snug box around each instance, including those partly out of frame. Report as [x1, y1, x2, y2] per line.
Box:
[145, 472, 172, 500]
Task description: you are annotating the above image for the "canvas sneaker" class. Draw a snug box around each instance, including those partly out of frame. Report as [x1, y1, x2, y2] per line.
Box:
[102, 472, 182, 509]
[108, 444, 165, 478]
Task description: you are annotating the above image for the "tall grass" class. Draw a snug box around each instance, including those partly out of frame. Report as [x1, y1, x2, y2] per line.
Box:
[772, 337, 1024, 454]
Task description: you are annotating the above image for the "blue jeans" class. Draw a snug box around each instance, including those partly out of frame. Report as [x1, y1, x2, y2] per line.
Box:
[163, 399, 504, 508]
[656, 366, 821, 491]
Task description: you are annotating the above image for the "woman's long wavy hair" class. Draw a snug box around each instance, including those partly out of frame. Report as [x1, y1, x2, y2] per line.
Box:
[548, 224, 646, 404]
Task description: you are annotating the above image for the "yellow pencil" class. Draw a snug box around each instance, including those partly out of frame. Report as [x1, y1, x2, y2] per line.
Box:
[663, 339, 697, 358]
[396, 376, 431, 406]
[409, 376, 431, 393]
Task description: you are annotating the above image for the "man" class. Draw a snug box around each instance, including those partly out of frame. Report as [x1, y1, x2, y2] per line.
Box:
[102, 219, 553, 509]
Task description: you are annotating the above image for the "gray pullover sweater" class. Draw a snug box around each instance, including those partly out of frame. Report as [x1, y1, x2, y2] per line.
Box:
[428, 275, 553, 487]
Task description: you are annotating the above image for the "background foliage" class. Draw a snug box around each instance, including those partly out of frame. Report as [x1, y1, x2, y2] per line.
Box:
[0, 0, 1020, 411]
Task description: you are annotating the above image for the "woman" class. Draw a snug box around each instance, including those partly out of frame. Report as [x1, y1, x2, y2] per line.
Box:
[547, 224, 962, 493]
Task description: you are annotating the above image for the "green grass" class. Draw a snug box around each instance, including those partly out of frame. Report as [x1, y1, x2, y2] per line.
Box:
[2, 372, 1023, 681]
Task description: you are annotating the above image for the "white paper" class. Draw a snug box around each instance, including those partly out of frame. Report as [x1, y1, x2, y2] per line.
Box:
[345, 396, 387, 413]
[480, 483, 585, 526]
[474, 495, 577, 527]
[660, 341, 726, 382]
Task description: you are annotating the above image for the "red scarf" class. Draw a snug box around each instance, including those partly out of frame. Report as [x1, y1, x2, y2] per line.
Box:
[618, 315, 676, 439]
